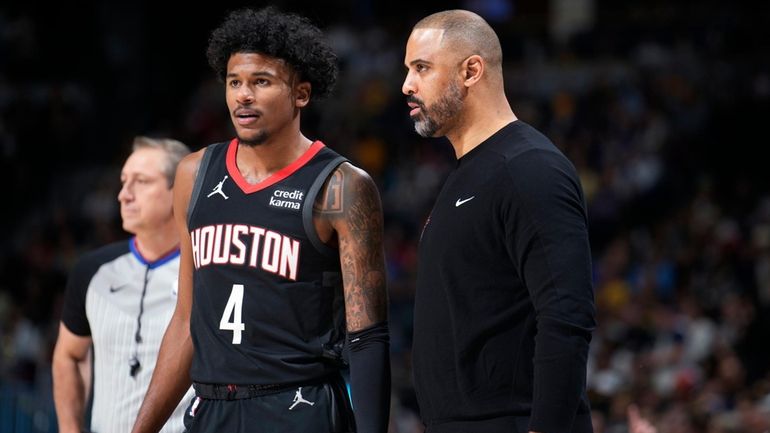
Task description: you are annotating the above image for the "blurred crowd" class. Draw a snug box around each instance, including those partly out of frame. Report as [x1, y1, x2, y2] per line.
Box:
[1, 1, 770, 432]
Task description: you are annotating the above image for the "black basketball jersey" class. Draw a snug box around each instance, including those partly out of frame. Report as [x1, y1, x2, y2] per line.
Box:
[187, 139, 348, 385]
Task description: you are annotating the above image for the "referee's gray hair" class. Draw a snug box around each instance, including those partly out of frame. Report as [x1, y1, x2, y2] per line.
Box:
[132, 136, 191, 188]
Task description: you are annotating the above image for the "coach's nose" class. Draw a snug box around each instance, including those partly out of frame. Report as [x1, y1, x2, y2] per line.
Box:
[402, 71, 417, 96]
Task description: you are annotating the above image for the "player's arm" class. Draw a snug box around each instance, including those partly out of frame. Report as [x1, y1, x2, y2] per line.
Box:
[52, 323, 92, 433]
[131, 150, 203, 433]
[318, 163, 390, 433]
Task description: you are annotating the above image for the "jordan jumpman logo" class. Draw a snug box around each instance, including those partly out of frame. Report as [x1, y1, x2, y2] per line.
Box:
[207, 175, 229, 200]
[289, 387, 315, 410]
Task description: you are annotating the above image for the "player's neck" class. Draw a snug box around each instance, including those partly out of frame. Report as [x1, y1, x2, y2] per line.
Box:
[235, 130, 313, 184]
[133, 223, 180, 262]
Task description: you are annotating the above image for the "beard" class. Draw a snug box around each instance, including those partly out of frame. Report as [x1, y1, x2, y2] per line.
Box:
[237, 129, 269, 147]
[411, 80, 464, 138]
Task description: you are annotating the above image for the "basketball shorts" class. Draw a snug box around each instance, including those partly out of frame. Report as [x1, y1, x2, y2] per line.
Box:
[183, 375, 355, 433]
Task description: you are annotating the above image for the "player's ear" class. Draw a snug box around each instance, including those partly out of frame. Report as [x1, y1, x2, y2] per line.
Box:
[295, 81, 311, 108]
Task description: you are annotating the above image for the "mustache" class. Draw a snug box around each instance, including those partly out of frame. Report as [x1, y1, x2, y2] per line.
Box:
[407, 95, 426, 109]
[233, 107, 264, 117]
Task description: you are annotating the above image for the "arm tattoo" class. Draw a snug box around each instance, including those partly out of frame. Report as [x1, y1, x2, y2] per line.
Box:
[319, 171, 344, 213]
[322, 166, 387, 330]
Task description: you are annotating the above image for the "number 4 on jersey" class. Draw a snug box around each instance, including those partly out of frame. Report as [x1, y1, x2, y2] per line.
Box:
[219, 284, 245, 344]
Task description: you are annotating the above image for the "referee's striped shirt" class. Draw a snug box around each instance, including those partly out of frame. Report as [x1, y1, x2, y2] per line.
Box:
[62, 237, 194, 433]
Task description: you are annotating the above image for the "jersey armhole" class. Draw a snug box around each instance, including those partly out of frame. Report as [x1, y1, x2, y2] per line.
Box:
[302, 156, 349, 258]
[187, 142, 224, 227]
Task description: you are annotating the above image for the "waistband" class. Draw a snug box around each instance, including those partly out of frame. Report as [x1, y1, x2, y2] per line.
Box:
[193, 375, 336, 400]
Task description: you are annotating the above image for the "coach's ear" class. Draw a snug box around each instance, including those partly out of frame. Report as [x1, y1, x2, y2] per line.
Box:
[462, 54, 484, 88]
[295, 82, 311, 108]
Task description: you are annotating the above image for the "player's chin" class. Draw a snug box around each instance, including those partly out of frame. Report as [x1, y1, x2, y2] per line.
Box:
[237, 129, 269, 146]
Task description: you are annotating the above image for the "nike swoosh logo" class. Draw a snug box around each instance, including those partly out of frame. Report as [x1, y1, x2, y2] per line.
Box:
[109, 284, 130, 293]
[455, 196, 475, 207]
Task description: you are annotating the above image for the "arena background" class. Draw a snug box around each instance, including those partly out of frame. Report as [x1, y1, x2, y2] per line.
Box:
[1, 1, 770, 432]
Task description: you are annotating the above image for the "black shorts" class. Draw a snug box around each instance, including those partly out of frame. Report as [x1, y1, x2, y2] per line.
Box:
[183, 376, 355, 433]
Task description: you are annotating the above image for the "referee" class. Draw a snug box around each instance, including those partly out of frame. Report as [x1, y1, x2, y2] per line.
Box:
[52, 137, 193, 433]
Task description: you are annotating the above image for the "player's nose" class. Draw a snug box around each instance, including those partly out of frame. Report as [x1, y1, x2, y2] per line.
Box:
[237, 85, 255, 104]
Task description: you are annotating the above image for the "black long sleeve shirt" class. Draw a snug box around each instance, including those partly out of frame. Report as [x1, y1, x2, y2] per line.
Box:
[413, 121, 596, 432]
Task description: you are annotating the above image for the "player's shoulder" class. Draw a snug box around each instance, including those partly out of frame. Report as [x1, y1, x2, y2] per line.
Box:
[315, 160, 381, 220]
[330, 161, 379, 199]
[175, 141, 227, 182]
[177, 146, 207, 176]
[333, 161, 372, 182]
[343, 162, 382, 206]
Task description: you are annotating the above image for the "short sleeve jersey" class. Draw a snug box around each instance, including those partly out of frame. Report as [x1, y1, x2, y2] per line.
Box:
[61, 238, 194, 433]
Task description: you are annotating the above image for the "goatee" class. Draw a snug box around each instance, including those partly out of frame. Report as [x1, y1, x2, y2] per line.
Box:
[238, 131, 269, 147]
[412, 80, 464, 138]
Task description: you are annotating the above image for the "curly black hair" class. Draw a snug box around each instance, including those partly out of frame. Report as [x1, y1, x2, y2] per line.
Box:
[206, 6, 338, 99]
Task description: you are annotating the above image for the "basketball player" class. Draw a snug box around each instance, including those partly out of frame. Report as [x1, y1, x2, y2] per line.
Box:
[402, 10, 596, 433]
[131, 7, 390, 433]
[52, 137, 193, 433]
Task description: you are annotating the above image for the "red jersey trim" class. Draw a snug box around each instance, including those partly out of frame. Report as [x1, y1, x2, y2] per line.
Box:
[226, 139, 325, 194]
